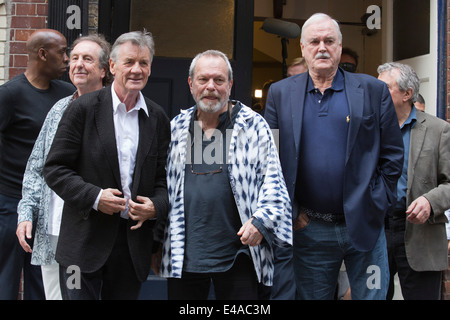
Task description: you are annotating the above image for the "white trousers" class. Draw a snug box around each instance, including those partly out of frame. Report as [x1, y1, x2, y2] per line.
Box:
[40, 235, 62, 300]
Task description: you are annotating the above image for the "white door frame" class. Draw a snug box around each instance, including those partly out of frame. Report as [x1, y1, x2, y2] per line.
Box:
[382, 0, 443, 117]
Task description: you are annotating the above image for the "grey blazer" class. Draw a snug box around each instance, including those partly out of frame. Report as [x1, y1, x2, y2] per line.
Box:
[405, 109, 450, 271]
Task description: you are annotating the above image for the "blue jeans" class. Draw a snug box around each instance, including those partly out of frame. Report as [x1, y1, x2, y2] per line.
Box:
[293, 219, 389, 300]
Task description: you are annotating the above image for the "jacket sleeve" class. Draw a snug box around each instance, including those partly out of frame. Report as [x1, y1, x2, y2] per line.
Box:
[251, 116, 292, 247]
[17, 110, 53, 223]
[18, 98, 70, 223]
[43, 100, 101, 215]
[149, 108, 171, 241]
[264, 85, 279, 130]
[376, 83, 405, 212]
[424, 121, 450, 223]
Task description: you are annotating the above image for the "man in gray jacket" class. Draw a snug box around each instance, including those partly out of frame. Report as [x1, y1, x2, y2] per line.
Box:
[378, 62, 450, 300]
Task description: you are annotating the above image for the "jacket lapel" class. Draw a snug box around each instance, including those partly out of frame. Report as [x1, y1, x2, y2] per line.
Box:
[95, 87, 121, 188]
[344, 73, 364, 164]
[291, 74, 307, 155]
[131, 103, 156, 197]
[408, 113, 426, 190]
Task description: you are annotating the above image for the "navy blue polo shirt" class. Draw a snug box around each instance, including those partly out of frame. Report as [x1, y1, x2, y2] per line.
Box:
[296, 69, 349, 214]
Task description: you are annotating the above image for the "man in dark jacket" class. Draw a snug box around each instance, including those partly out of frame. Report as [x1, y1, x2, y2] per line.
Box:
[43, 31, 170, 300]
[265, 13, 404, 300]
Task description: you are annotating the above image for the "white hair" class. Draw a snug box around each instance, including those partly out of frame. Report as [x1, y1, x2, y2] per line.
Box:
[110, 30, 155, 63]
[377, 62, 420, 103]
[189, 50, 233, 82]
[300, 13, 343, 45]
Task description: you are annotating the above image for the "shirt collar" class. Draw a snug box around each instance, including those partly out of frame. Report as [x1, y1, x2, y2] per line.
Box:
[111, 82, 148, 117]
[307, 68, 345, 93]
[190, 101, 242, 133]
[401, 104, 417, 129]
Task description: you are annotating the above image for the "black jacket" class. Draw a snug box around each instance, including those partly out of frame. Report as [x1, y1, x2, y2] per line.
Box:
[43, 86, 170, 281]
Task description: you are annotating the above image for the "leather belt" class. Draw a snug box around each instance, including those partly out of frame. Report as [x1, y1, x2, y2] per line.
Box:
[301, 207, 346, 223]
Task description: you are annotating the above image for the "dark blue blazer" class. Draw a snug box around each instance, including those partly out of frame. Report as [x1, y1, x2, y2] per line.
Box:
[265, 70, 404, 252]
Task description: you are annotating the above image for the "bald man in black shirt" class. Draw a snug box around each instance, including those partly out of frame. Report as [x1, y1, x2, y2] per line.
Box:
[0, 29, 74, 300]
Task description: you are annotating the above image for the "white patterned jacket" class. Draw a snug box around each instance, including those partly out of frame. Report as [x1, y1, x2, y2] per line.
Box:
[160, 103, 292, 286]
[17, 93, 76, 265]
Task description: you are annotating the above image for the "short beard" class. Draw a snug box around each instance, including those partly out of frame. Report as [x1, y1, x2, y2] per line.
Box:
[197, 94, 226, 113]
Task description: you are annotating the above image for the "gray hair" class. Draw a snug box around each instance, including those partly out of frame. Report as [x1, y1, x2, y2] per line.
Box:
[377, 62, 420, 103]
[110, 30, 155, 63]
[301, 13, 343, 45]
[71, 34, 113, 85]
[189, 50, 233, 82]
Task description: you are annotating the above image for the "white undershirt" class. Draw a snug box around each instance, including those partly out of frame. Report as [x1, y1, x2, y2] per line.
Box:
[47, 192, 63, 236]
[94, 84, 148, 219]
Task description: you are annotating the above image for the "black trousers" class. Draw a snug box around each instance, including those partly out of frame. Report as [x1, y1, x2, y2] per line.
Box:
[386, 215, 442, 300]
[59, 219, 141, 300]
[167, 254, 259, 300]
[0, 193, 45, 300]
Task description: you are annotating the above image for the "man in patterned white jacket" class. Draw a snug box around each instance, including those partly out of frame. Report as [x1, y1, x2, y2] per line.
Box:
[160, 50, 292, 299]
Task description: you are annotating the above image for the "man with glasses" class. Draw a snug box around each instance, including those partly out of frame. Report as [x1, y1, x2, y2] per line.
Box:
[160, 50, 292, 300]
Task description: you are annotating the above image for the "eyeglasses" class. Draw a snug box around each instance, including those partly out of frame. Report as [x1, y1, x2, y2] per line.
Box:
[190, 163, 223, 175]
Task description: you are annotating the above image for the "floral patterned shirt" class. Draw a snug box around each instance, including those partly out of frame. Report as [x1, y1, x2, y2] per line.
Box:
[17, 92, 76, 265]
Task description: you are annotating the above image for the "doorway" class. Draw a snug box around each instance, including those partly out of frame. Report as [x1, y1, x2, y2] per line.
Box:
[98, 0, 254, 120]
[252, 0, 384, 109]
[382, 0, 445, 117]
[252, 0, 445, 119]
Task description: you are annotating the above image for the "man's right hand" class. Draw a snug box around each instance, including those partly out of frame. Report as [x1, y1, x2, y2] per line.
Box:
[16, 221, 33, 253]
[97, 188, 127, 215]
[293, 210, 310, 231]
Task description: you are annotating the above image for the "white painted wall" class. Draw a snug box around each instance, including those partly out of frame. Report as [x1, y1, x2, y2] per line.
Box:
[383, 0, 438, 116]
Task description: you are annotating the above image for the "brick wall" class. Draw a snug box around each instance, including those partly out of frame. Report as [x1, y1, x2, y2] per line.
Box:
[443, 252, 450, 300]
[0, 2, 9, 83]
[5, 0, 98, 81]
[8, 0, 47, 80]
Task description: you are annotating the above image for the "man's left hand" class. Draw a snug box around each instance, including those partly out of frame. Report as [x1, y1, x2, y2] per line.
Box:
[238, 218, 263, 246]
[406, 196, 431, 224]
[128, 196, 156, 230]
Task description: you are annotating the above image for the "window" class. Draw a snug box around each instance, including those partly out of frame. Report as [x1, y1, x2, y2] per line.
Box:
[130, 0, 235, 58]
[393, 0, 430, 60]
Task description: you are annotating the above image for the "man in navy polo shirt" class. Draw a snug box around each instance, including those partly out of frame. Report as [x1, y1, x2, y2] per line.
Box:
[265, 13, 404, 300]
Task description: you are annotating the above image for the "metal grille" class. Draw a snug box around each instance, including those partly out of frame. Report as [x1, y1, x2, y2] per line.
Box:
[48, 0, 89, 47]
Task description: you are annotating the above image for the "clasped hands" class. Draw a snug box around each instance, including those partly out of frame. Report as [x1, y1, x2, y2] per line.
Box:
[16, 188, 155, 255]
[98, 188, 155, 230]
